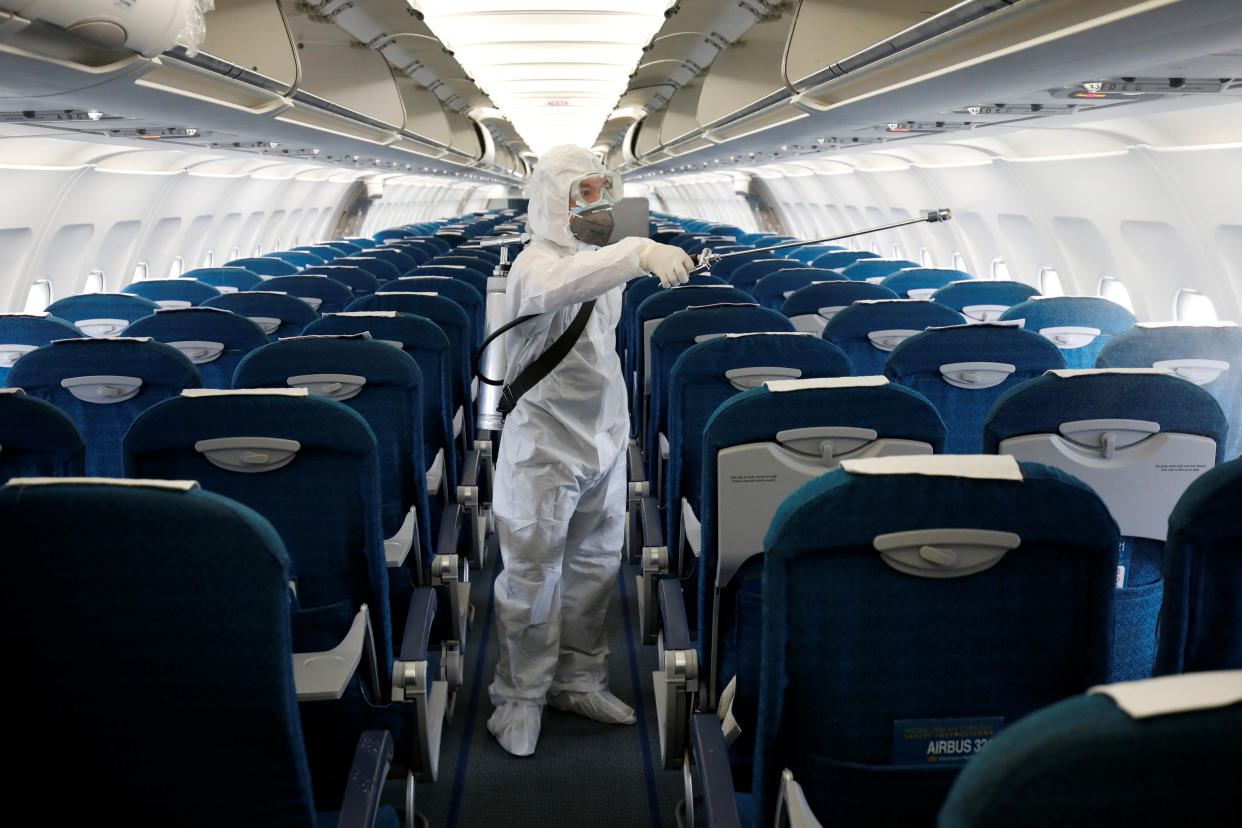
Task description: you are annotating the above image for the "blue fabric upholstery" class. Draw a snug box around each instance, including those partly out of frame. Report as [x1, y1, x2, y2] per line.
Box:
[1096, 323, 1242, 459]
[999, 296, 1137, 368]
[305, 312, 457, 491]
[756, 461, 1118, 826]
[984, 370, 1228, 680]
[202, 292, 319, 341]
[434, 254, 498, 274]
[0, 313, 83, 385]
[267, 250, 327, 268]
[122, 278, 222, 307]
[45, 293, 161, 336]
[727, 258, 805, 293]
[0, 389, 84, 483]
[619, 274, 726, 398]
[378, 276, 485, 348]
[225, 257, 300, 277]
[786, 245, 843, 265]
[706, 249, 769, 281]
[7, 337, 201, 476]
[185, 266, 264, 292]
[353, 247, 418, 275]
[1156, 457, 1242, 674]
[752, 268, 842, 310]
[378, 242, 431, 266]
[881, 268, 971, 299]
[930, 280, 1040, 321]
[937, 676, 1242, 827]
[292, 244, 346, 263]
[261, 275, 356, 315]
[646, 305, 795, 481]
[322, 240, 365, 255]
[841, 258, 922, 281]
[122, 307, 269, 389]
[883, 323, 1066, 453]
[301, 265, 382, 298]
[810, 250, 880, 270]
[410, 265, 488, 297]
[780, 280, 898, 333]
[333, 256, 401, 283]
[0, 480, 326, 825]
[824, 300, 966, 376]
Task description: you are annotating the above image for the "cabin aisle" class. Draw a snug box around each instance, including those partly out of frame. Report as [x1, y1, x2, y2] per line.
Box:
[415, 537, 684, 827]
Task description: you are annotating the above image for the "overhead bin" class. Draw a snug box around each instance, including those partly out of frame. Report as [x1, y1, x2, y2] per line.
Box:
[660, 81, 705, 148]
[634, 108, 669, 159]
[0, 0, 208, 57]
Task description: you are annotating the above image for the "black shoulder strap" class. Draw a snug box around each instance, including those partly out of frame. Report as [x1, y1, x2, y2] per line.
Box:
[497, 300, 596, 416]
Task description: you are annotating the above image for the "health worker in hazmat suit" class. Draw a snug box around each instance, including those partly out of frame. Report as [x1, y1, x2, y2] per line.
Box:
[488, 144, 694, 756]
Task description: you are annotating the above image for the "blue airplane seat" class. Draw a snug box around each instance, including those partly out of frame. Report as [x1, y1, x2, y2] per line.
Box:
[122, 278, 222, 308]
[841, 257, 922, 282]
[0, 477, 402, 827]
[1157, 457, 1242, 674]
[183, 266, 264, 293]
[379, 241, 432, 266]
[260, 275, 356, 315]
[355, 246, 419, 276]
[122, 306, 268, 389]
[435, 231, 467, 248]
[751, 268, 842, 310]
[45, 293, 161, 337]
[7, 337, 201, 476]
[780, 280, 899, 334]
[930, 280, 1040, 322]
[300, 265, 382, 298]
[985, 369, 1227, 681]
[124, 390, 447, 795]
[0, 313, 84, 385]
[810, 249, 880, 270]
[726, 258, 805, 293]
[378, 277, 485, 348]
[374, 228, 417, 242]
[267, 250, 327, 268]
[707, 456, 1118, 827]
[202, 291, 319, 341]
[291, 244, 346, 262]
[0, 388, 84, 483]
[224, 256, 300, 277]
[937, 671, 1242, 828]
[883, 323, 1066, 453]
[880, 267, 971, 299]
[332, 256, 401, 283]
[1096, 322, 1242, 459]
[322, 240, 366, 254]
[410, 264, 488, 297]
[706, 249, 772, 282]
[822, 299, 966, 376]
[436, 252, 499, 270]
[999, 296, 1137, 368]
[786, 245, 844, 265]
[618, 274, 727, 391]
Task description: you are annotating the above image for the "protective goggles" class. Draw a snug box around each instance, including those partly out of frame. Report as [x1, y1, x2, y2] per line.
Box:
[569, 172, 621, 210]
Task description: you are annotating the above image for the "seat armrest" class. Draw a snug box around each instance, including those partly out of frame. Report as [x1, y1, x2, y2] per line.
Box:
[658, 578, 693, 652]
[383, 504, 418, 569]
[640, 494, 664, 549]
[628, 441, 647, 485]
[680, 498, 702, 560]
[426, 449, 445, 498]
[690, 714, 742, 828]
[397, 586, 437, 663]
[336, 730, 394, 828]
[292, 606, 368, 702]
[774, 769, 825, 828]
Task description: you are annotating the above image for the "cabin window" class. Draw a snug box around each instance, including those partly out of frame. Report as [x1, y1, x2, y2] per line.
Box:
[231, 246, 240, 260]
[869, 239, 881, 254]
[1175, 288, 1218, 323]
[202, 250, 214, 268]
[892, 243, 904, 259]
[132, 262, 149, 282]
[920, 247, 934, 267]
[952, 252, 968, 272]
[274, 239, 282, 252]
[23, 278, 51, 314]
[1040, 267, 1063, 297]
[168, 256, 183, 278]
[991, 258, 1010, 281]
[1098, 276, 1134, 312]
[84, 270, 105, 294]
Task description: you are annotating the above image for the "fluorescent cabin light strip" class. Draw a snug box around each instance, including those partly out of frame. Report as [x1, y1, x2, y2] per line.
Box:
[411, 1, 674, 157]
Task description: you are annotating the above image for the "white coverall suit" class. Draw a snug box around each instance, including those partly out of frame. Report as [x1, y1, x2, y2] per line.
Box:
[488, 145, 680, 756]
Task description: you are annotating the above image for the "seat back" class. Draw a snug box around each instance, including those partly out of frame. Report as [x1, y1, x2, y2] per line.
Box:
[202, 291, 319, 341]
[881, 267, 972, 300]
[756, 456, 1118, 825]
[45, 293, 161, 337]
[823, 299, 966, 376]
[938, 672, 1242, 827]
[841, 258, 922, 282]
[930, 280, 1040, 322]
[0, 478, 319, 826]
[810, 249, 881, 270]
[1157, 457, 1242, 674]
[333, 256, 401, 283]
[184, 266, 264, 293]
[883, 323, 1066, 453]
[7, 337, 202, 476]
[378, 276, 485, 347]
[260, 275, 355, 315]
[780, 280, 898, 334]
[354, 246, 418, 275]
[999, 296, 1137, 368]
[1096, 322, 1242, 459]
[122, 307, 269, 389]
[726, 258, 805, 293]
[985, 369, 1228, 680]
[0, 313, 84, 384]
[752, 268, 842, 310]
[266, 250, 327, 268]
[299, 265, 382, 298]
[0, 388, 84, 483]
[410, 264, 488, 296]
[786, 245, 844, 265]
[225, 256, 300, 277]
[122, 278, 222, 308]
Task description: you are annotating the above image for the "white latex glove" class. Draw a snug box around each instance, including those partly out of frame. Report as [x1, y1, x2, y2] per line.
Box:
[640, 241, 694, 289]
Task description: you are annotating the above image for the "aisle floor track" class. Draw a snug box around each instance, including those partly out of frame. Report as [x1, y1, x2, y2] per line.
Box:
[416, 540, 685, 827]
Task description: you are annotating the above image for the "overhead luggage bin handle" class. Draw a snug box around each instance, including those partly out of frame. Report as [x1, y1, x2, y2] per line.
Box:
[874, 528, 1020, 578]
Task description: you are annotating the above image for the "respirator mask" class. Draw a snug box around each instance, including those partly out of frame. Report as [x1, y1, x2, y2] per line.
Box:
[567, 171, 620, 246]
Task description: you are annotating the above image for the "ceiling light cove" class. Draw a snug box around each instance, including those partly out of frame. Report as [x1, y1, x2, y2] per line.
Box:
[409, 1, 675, 157]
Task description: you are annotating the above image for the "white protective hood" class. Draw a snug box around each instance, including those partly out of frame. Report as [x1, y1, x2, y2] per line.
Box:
[525, 145, 609, 248]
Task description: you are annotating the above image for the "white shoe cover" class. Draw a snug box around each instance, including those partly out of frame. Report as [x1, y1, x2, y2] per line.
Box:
[488, 702, 543, 756]
[548, 689, 636, 725]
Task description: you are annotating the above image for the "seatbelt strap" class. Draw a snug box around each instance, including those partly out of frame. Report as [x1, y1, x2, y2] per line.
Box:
[497, 300, 596, 417]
